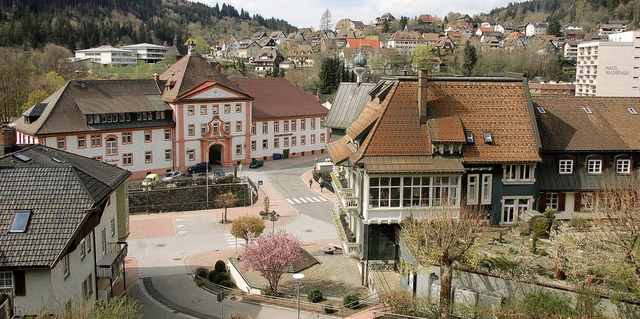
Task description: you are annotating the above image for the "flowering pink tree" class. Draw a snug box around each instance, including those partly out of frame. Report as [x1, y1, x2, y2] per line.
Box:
[240, 230, 302, 295]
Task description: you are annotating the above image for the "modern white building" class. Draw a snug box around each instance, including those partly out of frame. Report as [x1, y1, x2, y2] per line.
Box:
[120, 43, 169, 63]
[74, 45, 138, 67]
[576, 31, 640, 97]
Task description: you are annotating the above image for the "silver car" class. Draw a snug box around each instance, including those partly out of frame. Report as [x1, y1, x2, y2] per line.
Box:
[163, 171, 183, 182]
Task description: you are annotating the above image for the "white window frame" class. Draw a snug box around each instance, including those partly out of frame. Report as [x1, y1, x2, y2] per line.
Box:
[105, 138, 117, 156]
[466, 174, 479, 205]
[0, 272, 12, 289]
[501, 196, 532, 225]
[63, 255, 70, 278]
[480, 174, 492, 205]
[546, 193, 559, 210]
[502, 164, 535, 184]
[617, 159, 631, 174]
[587, 159, 602, 174]
[559, 159, 573, 174]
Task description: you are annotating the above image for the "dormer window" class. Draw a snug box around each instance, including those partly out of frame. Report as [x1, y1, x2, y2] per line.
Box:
[483, 132, 493, 144]
[616, 157, 631, 174]
[587, 158, 602, 174]
[559, 159, 573, 174]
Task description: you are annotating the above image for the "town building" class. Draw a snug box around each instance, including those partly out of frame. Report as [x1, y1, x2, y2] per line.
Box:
[14, 51, 328, 179]
[529, 82, 575, 95]
[576, 31, 640, 97]
[532, 96, 640, 219]
[525, 22, 548, 37]
[386, 31, 426, 55]
[74, 45, 138, 67]
[120, 43, 170, 63]
[326, 72, 540, 267]
[0, 128, 130, 316]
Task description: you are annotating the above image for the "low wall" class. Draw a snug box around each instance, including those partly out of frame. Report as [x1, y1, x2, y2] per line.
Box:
[228, 257, 260, 295]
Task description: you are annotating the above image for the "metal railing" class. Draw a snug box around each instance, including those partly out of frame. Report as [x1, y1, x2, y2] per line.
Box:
[97, 242, 127, 279]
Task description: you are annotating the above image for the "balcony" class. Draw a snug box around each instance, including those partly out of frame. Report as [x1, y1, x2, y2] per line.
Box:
[97, 242, 128, 279]
[331, 171, 359, 213]
[331, 209, 361, 257]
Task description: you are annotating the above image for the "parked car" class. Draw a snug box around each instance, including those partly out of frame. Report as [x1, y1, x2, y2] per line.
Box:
[172, 175, 192, 187]
[249, 160, 264, 169]
[213, 168, 225, 177]
[141, 173, 159, 189]
[188, 162, 211, 174]
[163, 171, 183, 182]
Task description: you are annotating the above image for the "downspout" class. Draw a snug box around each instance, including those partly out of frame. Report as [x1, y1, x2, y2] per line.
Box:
[93, 229, 98, 302]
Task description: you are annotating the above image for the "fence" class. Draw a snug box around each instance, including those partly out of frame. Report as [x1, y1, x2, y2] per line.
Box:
[128, 176, 259, 213]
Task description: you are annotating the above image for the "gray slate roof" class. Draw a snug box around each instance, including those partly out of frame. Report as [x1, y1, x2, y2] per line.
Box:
[323, 82, 377, 130]
[0, 145, 130, 268]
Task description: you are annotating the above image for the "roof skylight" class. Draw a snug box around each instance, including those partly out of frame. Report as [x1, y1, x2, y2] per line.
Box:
[629, 108, 638, 115]
[536, 107, 546, 114]
[583, 107, 593, 114]
[9, 210, 31, 233]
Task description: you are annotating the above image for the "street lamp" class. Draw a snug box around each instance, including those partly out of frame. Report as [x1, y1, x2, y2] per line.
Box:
[268, 211, 279, 233]
[293, 273, 305, 319]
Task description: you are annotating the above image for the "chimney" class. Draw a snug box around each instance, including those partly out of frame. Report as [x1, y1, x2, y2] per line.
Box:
[216, 63, 222, 72]
[1, 124, 17, 156]
[418, 69, 428, 124]
[153, 73, 160, 84]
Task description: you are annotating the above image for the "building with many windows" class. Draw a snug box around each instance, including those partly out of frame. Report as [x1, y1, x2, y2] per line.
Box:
[0, 136, 130, 316]
[74, 45, 138, 67]
[15, 51, 328, 179]
[576, 31, 640, 97]
[326, 72, 541, 270]
[532, 96, 640, 218]
[120, 43, 170, 63]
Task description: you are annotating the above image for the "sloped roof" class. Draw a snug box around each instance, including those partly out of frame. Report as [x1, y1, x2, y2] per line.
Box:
[0, 145, 130, 268]
[327, 76, 541, 168]
[346, 39, 380, 49]
[323, 83, 377, 130]
[160, 53, 244, 102]
[232, 78, 328, 119]
[14, 80, 170, 136]
[533, 96, 640, 151]
[427, 78, 541, 163]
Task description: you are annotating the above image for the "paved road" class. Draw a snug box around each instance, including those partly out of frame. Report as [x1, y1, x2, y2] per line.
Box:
[127, 155, 341, 318]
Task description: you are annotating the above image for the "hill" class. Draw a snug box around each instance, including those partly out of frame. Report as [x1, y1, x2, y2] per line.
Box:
[0, 0, 296, 50]
[487, 0, 639, 34]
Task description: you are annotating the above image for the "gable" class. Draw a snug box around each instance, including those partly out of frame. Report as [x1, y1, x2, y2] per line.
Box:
[183, 83, 249, 101]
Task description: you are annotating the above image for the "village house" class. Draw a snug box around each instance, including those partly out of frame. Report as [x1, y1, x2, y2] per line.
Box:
[15, 50, 328, 179]
[326, 72, 540, 274]
[0, 128, 130, 316]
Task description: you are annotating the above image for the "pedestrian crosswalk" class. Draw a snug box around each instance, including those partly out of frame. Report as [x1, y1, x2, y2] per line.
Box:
[285, 196, 328, 205]
[224, 234, 246, 249]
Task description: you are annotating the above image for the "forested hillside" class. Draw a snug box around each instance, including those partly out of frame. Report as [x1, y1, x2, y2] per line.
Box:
[488, 0, 639, 34]
[0, 0, 296, 50]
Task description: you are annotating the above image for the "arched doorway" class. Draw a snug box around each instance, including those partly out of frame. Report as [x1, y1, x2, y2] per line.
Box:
[209, 144, 223, 164]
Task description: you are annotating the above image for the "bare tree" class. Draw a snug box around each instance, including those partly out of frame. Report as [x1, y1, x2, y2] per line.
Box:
[400, 208, 482, 318]
[216, 192, 237, 223]
[319, 9, 332, 31]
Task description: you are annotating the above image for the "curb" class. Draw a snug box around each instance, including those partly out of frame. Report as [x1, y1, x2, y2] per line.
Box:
[143, 277, 219, 319]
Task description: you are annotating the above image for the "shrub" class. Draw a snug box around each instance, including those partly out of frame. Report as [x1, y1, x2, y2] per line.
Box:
[530, 217, 550, 238]
[569, 217, 589, 231]
[535, 248, 548, 256]
[219, 279, 234, 288]
[194, 267, 209, 279]
[307, 289, 323, 303]
[215, 260, 227, 273]
[519, 290, 575, 318]
[343, 294, 360, 309]
[208, 270, 217, 283]
[210, 271, 231, 284]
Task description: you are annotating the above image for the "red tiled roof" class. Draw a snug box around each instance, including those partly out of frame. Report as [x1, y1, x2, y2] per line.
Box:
[427, 80, 541, 163]
[232, 78, 328, 120]
[428, 116, 466, 143]
[346, 38, 381, 49]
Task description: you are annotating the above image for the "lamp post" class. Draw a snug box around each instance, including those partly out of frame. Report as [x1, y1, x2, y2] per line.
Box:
[268, 210, 279, 233]
[292, 273, 305, 319]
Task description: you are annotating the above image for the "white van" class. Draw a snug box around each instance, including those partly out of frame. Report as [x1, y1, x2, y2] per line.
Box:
[314, 162, 334, 172]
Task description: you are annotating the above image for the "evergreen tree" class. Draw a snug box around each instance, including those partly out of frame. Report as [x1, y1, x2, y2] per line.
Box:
[318, 57, 341, 94]
[462, 41, 478, 76]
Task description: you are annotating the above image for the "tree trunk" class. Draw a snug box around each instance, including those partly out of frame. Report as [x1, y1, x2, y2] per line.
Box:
[440, 263, 453, 319]
[223, 207, 227, 223]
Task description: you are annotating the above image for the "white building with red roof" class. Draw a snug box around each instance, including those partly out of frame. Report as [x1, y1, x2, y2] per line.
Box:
[15, 50, 329, 179]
